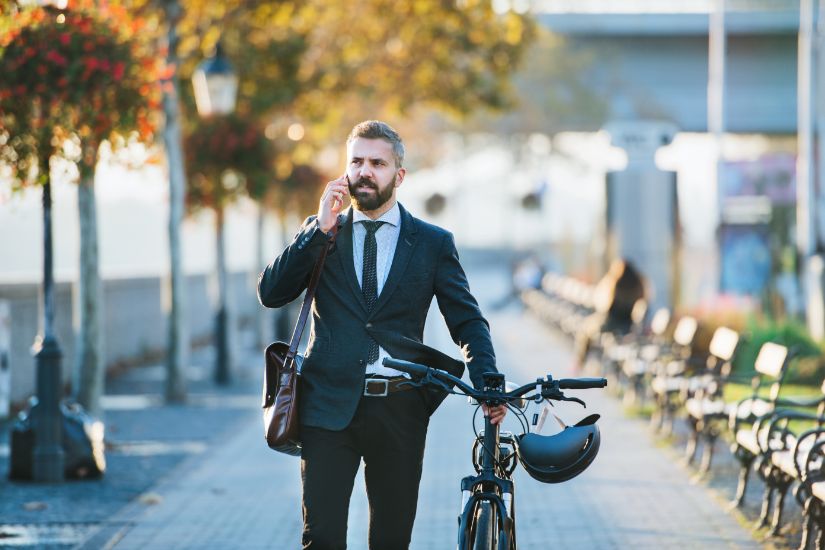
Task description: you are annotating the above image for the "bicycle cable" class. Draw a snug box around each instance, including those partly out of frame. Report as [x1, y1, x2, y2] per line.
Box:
[471, 399, 533, 477]
[471, 406, 508, 476]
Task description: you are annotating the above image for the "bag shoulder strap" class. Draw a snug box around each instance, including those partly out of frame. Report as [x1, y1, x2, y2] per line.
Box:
[286, 222, 339, 360]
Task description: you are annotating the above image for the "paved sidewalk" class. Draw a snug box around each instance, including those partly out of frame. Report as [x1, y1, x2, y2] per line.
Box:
[95, 267, 762, 549]
[0, 338, 263, 548]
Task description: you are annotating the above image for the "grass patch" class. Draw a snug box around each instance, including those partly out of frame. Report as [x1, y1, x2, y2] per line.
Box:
[623, 402, 654, 419]
[723, 382, 821, 403]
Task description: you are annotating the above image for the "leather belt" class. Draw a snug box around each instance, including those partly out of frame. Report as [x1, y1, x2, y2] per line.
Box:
[363, 376, 415, 397]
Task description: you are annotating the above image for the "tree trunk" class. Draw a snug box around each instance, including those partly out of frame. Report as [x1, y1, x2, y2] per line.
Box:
[162, 0, 188, 402]
[214, 205, 232, 384]
[74, 174, 104, 417]
[254, 203, 265, 349]
[274, 214, 292, 341]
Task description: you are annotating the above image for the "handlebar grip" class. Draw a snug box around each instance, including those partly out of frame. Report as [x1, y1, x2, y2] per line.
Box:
[382, 358, 430, 377]
[558, 377, 608, 389]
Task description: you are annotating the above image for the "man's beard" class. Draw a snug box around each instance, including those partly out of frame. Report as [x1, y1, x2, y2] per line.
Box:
[348, 174, 396, 212]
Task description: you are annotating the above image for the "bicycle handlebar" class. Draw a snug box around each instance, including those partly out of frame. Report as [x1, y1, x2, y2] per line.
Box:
[382, 358, 606, 405]
[559, 378, 608, 389]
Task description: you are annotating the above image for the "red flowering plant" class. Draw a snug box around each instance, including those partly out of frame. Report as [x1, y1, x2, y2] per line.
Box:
[184, 112, 273, 212]
[0, 2, 161, 187]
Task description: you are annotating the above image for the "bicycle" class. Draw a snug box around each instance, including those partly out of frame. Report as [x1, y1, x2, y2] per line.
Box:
[382, 357, 607, 550]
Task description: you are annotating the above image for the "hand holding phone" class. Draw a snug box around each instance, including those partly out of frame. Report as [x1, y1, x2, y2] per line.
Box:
[318, 174, 349, 233]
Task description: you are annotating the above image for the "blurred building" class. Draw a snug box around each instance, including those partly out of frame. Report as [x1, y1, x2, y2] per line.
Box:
[533, 0, 801, 312]
[536, 2, 798, 133]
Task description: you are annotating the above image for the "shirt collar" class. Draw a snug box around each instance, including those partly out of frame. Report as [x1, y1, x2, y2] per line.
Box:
[353, 201, 400, 228]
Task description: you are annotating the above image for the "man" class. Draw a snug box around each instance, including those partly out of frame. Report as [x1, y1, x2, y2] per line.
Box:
[258, 120, 505, 549]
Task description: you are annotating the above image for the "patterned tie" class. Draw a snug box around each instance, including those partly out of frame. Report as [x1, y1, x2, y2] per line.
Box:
[362, 220, 385, 364]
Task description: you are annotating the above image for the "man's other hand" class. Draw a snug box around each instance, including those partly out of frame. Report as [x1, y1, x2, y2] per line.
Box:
[482, 404, 508, 425]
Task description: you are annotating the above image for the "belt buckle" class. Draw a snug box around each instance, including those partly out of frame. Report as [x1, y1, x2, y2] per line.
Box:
[364, 378, 389, 397]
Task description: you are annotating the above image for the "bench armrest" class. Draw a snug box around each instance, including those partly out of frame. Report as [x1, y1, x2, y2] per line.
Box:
[796, 428, 825, 485]
[729, 395, 772, 432]
[762, 410, 825, 454]
[764, 409, 825, 433]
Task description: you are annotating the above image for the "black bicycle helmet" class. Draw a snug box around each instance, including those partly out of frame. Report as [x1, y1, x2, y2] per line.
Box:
[516, 414, 601, 483]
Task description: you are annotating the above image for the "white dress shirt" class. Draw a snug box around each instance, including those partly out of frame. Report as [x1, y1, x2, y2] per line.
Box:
[352, 202, 405, 377]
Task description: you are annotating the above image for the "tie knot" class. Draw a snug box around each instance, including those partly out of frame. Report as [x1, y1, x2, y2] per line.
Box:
[362, 220, 386, 235]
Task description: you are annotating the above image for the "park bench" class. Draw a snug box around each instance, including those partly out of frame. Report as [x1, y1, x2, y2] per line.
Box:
[596, 298, 651, 388]
[645, 315, 701, 436]
[558, 279, 595, 339]
[530, 273, 563, 329]
[664, 326, 740, 460]
[731, 378, 825, 537]
[522, 273, 594, 340]
[798, 423, 825, 549]
[610, 305, 669, 406]
[685, 342, 792, 475]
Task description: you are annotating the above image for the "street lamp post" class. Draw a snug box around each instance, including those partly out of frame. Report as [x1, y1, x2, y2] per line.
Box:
[32, 157, 65, 483]
[29, 0, 69, 483]
[192, 41, 238, 385]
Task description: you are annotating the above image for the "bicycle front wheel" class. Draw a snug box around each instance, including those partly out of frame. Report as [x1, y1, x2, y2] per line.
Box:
[472, 501, 496, 549]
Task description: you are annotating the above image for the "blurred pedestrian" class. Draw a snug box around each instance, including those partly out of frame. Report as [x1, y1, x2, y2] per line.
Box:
[258, 120, 505, 550]
[574, 258, 647, 369]
[492, 255, 545, 310]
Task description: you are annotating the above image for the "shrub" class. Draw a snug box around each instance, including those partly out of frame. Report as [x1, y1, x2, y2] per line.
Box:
[733, 317, 823, 385]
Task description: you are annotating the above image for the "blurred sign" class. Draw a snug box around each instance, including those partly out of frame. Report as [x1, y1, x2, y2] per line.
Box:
[720, 195, 772, 224]
[720, 154, 795, 211]
[720, 225, 771, 296]
[718, 154, 795, 295]
[0, 300, 9, 419]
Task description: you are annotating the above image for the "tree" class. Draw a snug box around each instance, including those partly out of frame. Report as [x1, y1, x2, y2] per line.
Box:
[102, 0, 200, 401]
[184, 113, 273, 381]
[102, 0, 536, 383]
[0, 3, 161, 416]
[162, 0, 536, 159]
[111, 0, 314, 396]
[452, 28, 609, 136]
[258, 161, 327, 342]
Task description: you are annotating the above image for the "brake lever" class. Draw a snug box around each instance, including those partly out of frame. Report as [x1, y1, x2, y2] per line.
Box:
[559, 395, 586, 408]
[544, 390, 586, 408]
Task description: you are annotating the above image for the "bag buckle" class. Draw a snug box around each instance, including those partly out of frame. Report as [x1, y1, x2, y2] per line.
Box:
[364, 378, 389, 397]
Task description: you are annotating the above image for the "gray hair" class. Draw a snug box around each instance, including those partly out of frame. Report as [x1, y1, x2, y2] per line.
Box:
[347, 120, 405, 168]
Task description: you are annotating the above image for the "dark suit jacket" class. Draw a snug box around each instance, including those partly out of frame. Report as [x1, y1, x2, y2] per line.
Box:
[257, 203, 497, 430]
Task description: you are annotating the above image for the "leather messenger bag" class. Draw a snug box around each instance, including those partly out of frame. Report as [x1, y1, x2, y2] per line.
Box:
[262, 225, 337, 455]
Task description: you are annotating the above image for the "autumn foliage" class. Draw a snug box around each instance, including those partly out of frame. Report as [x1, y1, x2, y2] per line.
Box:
[184, 113, 273, 211]
[0, 2, 161, 185]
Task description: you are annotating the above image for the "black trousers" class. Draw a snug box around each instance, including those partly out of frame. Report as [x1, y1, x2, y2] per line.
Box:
[300, 387, 430, 550]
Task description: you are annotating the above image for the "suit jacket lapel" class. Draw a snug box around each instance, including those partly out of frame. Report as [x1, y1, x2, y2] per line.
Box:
[335, 208, 368, 312]
[370, 204, 418, 316]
